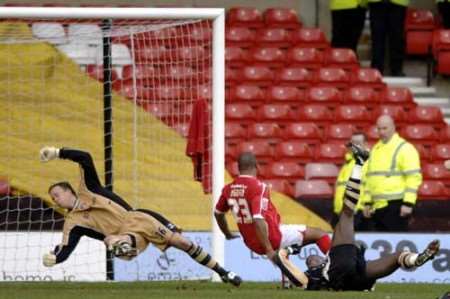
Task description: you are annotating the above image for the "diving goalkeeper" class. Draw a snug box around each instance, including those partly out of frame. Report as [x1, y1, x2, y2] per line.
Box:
[40, 146, 242, 286]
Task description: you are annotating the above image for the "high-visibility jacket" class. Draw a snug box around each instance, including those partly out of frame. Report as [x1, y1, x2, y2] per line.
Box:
[363, 133, 422, 210]
[368, 0, 409, 7]
[334, 152, 367, 214]
[330, 0, 368, 10]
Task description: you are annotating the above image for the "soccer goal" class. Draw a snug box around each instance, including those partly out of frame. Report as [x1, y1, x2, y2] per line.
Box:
[0, 6, 225, 282]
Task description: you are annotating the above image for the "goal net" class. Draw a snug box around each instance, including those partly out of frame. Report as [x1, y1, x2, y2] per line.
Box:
[0, 7, 225, 282]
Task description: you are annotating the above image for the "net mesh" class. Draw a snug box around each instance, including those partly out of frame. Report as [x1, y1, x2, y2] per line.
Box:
[0, 17, 213, 281]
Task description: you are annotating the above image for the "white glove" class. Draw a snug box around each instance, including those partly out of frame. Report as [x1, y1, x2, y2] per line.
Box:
[43, 252, 56, 267]
[40, 146, 60, 162]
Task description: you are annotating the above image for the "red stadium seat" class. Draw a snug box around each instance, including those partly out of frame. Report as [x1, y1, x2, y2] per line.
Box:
[294, 180, 333, 199]
[133, 45, 168, 63]
[144, 103, 172, 121]
[304, 162, 339, 183]
[263, 179, 293, 196]
[226, 67, 240, 86]
[263, 7, 302, 29]
[408, 106, 444, 127]
[431, 144, 450, 161]
[225, 46, 249, 67]
[122, 64, 160, 82]
[418, 180, 449, 200]
[256, 104, 294, 122]
[324, 48, 359, 71]
[306, 86, 342, 108]
[326, 123, 356, 141]
[227, 7, 264, 28]
[335, 105, 371, 126]
[225, 103, 255, 122]
[432, 30, 450, 75]
[225, 122, 247, 140]
[238, 65, 274, 86]
[238, 139, 274, 161]
[401, 124, 439, 145]
[248, 122, 281, 140]
[282, 122, 322, 143]
[286, 47, 324, 69]
[346, 86, 378, 108]
[366, 125, 379, 141]
[315, 67, 350, 89]
[276, 67, 314, 88]
[382, 87, 415, 109]
[173, 122, 190, 138]
[315, 142, 347, 164]
[255, 28, 292, 48]
[267, 85, 305, 104]
[171, 46, 210, 65]
[405, 9, 435, 55]
[351, 68, 386, 90]
[297, 104, 334, 125]
[440, 125, 450, 142]
[86, 65, 118, 82]
[274, 141, 313, 163]
[372, 105, 407, 124]
[248, 47, 287, 68]
[261, 161, 304, 179]
[290, 28, 329, 50]
[229, 84, 266, 104]
[225, 26, 256, 47]
[423, 163, 450, 181]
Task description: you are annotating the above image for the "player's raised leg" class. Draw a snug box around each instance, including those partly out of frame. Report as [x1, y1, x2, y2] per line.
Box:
[365, 239, 440, 279]
[168, 232, 242, 287]
[332, 144, 369, 247]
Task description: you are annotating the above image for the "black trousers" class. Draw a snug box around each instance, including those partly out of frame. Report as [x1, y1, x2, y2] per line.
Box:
[372, 200, 410, 232]
[438, 2, 450, 29]
[331, 6, 367, 52]
[331, 211, 375, 231]
[369, 2, 407, 75]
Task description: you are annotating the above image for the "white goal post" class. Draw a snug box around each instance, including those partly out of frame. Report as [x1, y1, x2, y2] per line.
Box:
[0, 6, 225, 281]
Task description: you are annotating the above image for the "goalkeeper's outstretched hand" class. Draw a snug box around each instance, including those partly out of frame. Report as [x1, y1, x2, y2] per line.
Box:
[43, 252, 56, 267]
[348, 143, 370, 166]
[40, 146, 60, 162]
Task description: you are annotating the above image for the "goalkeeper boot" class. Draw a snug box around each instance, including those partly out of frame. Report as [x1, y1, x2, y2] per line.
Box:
[112, 240, 138, 258]
[415, 239, 440, 267]
[286, 244, 302, 256]
[221, 271, 242, 287]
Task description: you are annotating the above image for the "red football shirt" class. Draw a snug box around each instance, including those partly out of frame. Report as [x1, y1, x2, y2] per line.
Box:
[215, 175, 282, 255]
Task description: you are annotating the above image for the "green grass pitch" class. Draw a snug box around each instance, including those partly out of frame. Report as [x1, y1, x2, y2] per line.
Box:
[0, 282, 449, 299]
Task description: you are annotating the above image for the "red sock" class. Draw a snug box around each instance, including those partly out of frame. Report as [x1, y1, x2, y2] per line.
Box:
[316, 234, 331, 254]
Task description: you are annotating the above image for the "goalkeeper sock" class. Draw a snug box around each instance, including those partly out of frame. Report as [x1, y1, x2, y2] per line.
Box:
[344, 164, 362, 211]
[186, 243, 227, 276]
[398, 251, 418, 269]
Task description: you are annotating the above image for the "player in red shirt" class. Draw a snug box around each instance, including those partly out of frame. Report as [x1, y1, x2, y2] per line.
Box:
[215, 152, 331, 287]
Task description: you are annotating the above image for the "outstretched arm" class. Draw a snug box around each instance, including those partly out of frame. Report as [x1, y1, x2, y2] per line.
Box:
[214, 212, 239, 240]
[43, 226, 105, 266]
[40, 146, 132, 211]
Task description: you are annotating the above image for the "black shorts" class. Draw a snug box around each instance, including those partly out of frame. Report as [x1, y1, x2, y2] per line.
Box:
[136, 209, 182, 233]
[327, 244, 376, 291]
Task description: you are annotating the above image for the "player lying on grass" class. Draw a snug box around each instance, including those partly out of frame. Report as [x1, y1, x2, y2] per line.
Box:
[301, 143, 440, 291]
[39, 146, 242, 286]
[214, 152, 331, 287]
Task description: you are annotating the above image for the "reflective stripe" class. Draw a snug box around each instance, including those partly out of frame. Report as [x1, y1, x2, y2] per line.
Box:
[372, 193, 404, 200]
[390, 141, 406, 176]
[403, 169, 421, 175]
[367, 171, 403, 177]
[405, 187, 418, 193]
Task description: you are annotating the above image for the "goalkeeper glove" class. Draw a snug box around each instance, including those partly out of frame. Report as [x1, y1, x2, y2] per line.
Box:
[43, 252, 56, 267]
[40, 146, 60, 162]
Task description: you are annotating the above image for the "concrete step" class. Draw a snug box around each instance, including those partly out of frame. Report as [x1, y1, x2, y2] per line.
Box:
[383, 77, 425, 87]
[415, 97, 449, 107]
[409, 86, 437, 96]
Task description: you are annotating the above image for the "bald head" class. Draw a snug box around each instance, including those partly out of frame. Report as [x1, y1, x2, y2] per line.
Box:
[238, 152, 257, 175]
[376, 115, 396, 143]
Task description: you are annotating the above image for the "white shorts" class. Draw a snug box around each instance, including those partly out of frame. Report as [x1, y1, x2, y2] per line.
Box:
[279, 224, 307, 249]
